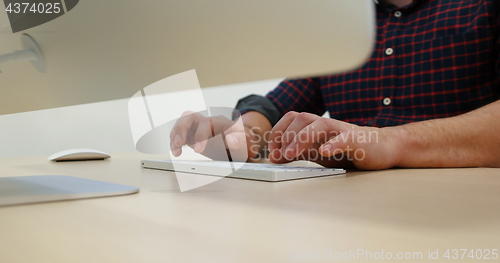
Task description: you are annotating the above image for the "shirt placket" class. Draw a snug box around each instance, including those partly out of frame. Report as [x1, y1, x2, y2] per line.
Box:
[377, 8, 404, 126]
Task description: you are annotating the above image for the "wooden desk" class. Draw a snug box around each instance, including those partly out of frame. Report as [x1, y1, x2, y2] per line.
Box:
[1, 153, 499, 262]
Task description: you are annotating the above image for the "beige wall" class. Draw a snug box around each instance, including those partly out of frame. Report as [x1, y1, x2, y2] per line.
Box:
[0, 0, 374, 115]
[0, 79, 283, 157]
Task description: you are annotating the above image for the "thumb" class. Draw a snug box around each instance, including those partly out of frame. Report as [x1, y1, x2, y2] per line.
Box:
[319, 131, 358, 157]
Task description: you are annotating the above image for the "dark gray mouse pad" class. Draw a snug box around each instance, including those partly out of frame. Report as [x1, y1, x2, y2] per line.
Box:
[0, 175, 139, 207]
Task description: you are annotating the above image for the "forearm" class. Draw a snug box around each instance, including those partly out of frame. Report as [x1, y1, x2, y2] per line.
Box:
[389, 100, 500, 168]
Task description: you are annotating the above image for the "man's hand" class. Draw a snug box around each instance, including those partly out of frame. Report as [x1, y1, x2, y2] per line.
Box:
[169, 111, 246, 161]
[268, 112, 403, 170]
[169, 111, 272, 161]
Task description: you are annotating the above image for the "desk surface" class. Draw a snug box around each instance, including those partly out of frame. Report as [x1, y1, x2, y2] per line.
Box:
[1, 153, 499, 263]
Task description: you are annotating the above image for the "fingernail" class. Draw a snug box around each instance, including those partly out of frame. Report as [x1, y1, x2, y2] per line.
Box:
[226, 135, 238, 148]
[285, 142, 296, 158]
[322, 144, 333, 152]
[172, 149, 181, 157]
[271, 149, 281, 159]
[194, 141, 202, 153]
[175, 134, 182, 147]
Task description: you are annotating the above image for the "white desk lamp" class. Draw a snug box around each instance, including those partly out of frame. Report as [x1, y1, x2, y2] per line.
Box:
[0, 34, 45, 73]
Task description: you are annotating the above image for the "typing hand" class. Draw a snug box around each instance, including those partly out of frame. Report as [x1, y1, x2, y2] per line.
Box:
[267, 112, 402, 170]
[169, 111, 253, 162]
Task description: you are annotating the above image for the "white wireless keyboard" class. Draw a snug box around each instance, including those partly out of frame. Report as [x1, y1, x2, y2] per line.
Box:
[141, 159, 346, 182]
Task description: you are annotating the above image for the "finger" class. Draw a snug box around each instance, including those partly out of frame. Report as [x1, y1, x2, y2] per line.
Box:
[193, 117, 214, 153]
[224, 116, 246, 149]
[170, 111, 195, 145]
[169, 111, 195, 142]
[270, 143, 322, 164]
[177, 130, 197, 156]
[170, 111, 202, 155]
[319, 131, 356, 157]
[268, 111, 299, 154]
[285, 118, 341, 159]
[170, 140, 181, 157]
[280, 112, 318, 158]
[225, 130, 246, 150]
[270, 142, 355, 168]
[318, 133, 367, 169]
[225, 124, 249, 162]
[198, 115, 247, 152]
[185, 129, 197, 147]
[311, 148, 355, 168]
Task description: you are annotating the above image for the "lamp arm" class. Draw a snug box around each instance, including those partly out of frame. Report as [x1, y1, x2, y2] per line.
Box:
[0, 49, 37, 65]
[0, 34, 45, 73]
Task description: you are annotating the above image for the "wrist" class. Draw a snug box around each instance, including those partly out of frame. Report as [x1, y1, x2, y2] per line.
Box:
[384, 125, 409, 167]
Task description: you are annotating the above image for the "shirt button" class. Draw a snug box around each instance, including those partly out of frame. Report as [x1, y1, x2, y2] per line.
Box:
[385, 48, 394, 56]
[394, 11, 402, 17]
[383, 97, 392, 106]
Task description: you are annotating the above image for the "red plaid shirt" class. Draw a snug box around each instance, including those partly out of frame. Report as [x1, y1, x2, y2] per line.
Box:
[264, 0, 500, 127]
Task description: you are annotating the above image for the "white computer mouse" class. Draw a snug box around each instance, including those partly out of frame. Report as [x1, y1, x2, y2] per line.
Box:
[48, 148, 111, 162]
